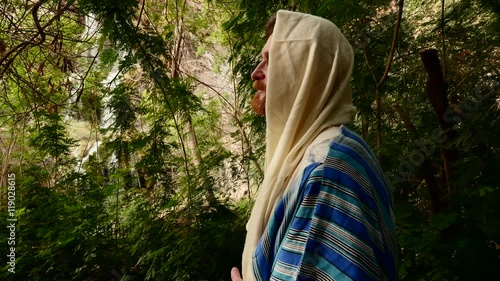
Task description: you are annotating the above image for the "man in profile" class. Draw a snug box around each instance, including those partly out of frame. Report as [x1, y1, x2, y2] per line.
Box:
[232, 10, 396, 281]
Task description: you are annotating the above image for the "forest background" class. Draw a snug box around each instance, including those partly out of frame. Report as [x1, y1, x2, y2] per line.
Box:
[0, 0, 498, 280]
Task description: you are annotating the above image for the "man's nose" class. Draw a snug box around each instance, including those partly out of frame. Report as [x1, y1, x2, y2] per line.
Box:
[251, 62, 265, 81]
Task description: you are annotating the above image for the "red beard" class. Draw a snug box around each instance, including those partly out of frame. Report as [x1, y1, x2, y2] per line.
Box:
[251, 91, 266, 116]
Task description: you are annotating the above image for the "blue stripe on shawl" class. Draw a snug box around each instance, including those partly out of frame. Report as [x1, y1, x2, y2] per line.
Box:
[330, 141, 392, 212]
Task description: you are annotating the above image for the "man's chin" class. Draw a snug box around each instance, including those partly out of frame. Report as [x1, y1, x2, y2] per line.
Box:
[251, 91, 266, 116]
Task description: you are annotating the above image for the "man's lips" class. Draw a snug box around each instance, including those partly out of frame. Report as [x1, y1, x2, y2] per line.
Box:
[253, 81, 266, 92]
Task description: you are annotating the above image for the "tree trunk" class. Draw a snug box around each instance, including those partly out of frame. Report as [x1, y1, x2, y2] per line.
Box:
[420, 48, 458, 213]
[184, 115, 219, 208]
[392, 102, 441, 213]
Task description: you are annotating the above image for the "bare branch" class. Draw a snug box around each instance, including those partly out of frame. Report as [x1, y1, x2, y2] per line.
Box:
[32, 0, 48, 45]
[74, 50, 100, 104]
[377, 0, 404, 88]
[0, 0, 77, 76]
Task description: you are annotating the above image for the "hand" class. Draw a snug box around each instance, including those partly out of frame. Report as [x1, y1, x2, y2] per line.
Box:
[231, 267, 243, 281]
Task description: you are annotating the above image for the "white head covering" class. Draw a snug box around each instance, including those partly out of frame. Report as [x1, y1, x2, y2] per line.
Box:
[242, 10, 357, 280]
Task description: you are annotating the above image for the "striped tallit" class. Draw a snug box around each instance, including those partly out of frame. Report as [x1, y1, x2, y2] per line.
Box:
[252, 126, 396, 281]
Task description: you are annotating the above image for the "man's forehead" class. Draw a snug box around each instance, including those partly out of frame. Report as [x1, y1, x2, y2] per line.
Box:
[261, 34, 273, 57]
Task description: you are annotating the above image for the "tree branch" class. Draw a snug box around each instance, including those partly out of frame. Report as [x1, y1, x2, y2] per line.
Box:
[377, 0, 405, 88]
[392, 102, 418, 139]
[32, 0, 48, 45]
[74, 49, 100, 104]
[375, 0, 405, 158]
[0, 0, 76, 76]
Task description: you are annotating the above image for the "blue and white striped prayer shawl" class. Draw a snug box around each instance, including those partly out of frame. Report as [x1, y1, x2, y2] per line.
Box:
[252, 126, 396, 281]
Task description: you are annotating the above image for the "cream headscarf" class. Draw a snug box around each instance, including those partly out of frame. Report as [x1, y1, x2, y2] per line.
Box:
[241, 10, 357, 280]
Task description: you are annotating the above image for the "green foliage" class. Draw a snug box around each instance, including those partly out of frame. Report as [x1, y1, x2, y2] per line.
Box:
[107, 85, 137, 133]
[122, 199, 246, 281]
[29, 111, 75, 160]
[79, 0, 140, 44]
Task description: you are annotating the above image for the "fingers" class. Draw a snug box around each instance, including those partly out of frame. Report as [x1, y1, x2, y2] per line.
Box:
[231, 267, 243, 281]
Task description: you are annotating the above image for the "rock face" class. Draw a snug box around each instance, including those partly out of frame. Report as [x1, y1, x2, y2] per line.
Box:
[179, 29, 256, 203]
